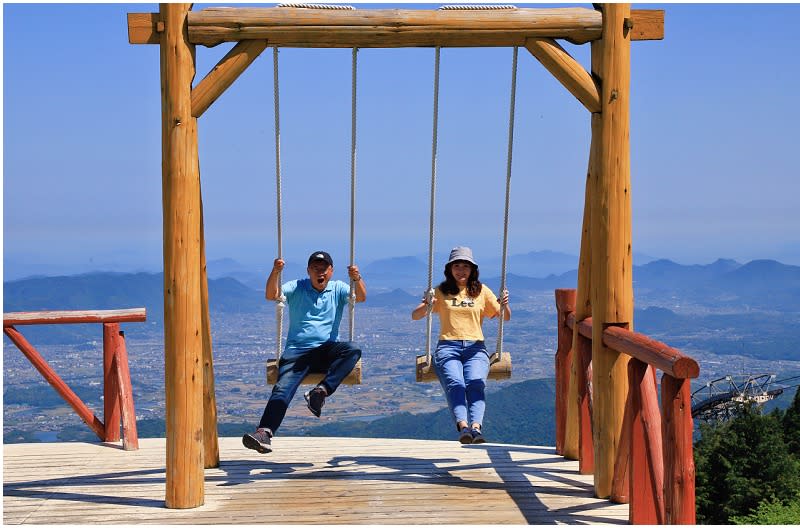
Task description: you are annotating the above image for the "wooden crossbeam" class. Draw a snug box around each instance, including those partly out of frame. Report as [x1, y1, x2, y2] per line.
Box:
[128, 8, 664, 47]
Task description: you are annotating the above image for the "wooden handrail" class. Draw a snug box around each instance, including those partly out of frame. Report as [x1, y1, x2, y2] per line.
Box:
[565, 312, 699, 380]
[4, 308, 147, 326]
[3, 309, 145, 450]
[556, 289, 697, 524]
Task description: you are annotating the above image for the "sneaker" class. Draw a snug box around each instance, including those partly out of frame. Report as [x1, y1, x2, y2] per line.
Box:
[459, 427, 473, 444]
[471, 428, 486, 444]
[304, 386, 327, 417]
[242, 427, 272, 454]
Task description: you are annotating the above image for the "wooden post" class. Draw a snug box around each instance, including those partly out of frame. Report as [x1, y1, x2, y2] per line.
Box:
[554, 289, 576, 455]
[589, 3, 632, 498]
[200, 194, 220, 468]
[576, 328, 594, 474]
[565, 112, 599, 461]
[662, 374, 696, 524]
[103, 323, 122, 442]
[160, 2, 205, 509]
[611, 386, 633, 503]
[113, 330, 139, 451]
[628, 360, 664, 524]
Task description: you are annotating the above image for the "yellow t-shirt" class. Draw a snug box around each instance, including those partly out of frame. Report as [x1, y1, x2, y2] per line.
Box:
[432, 285, 501, 341]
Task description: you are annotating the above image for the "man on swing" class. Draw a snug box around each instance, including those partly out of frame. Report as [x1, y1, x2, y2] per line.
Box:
[243, 251, 367, 454]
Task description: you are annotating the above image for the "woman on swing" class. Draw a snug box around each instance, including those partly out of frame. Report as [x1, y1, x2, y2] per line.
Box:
[411, 246, 511, 444]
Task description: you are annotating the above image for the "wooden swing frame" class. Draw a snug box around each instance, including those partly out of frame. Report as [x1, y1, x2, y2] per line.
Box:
[128, 2, 675, 516]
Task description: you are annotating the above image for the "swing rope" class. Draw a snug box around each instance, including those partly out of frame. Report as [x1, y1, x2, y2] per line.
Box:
[424, 46, 442, 368]
[495, 46, 518, 362]
[348, 47, 358, 341]
[272, 46, 360, 360]
[272, 46, 287, 364]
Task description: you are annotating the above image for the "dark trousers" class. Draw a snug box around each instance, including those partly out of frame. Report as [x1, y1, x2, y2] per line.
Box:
[258, 341, 361, 433]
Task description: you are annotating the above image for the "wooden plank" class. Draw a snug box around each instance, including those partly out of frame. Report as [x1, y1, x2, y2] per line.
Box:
[128, 8, 664, 47]
[4, 437, 630, 524]
[4, 308, 146, 326]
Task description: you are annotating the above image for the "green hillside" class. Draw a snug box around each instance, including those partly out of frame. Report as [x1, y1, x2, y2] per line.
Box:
[304, 378, 557, 445]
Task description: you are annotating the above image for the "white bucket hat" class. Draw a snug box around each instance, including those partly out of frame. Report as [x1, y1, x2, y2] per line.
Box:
[446, 246, 477, 266]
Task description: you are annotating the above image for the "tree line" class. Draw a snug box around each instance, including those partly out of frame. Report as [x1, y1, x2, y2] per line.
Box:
[695, 386, 800, 524]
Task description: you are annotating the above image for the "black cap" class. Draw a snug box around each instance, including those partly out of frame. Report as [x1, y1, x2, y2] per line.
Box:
[307, 251, 333, 267]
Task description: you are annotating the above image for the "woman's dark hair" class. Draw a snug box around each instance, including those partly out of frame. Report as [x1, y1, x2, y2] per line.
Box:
[438, 260, 482, 297]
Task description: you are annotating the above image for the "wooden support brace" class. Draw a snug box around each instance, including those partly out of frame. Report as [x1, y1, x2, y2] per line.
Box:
[524, 38, 600, 113]
[191, 39, 269, 118]
[4, 326, 106, 441]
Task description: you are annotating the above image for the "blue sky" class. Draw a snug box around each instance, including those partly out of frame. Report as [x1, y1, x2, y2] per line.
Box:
[3, 3, 800, 280]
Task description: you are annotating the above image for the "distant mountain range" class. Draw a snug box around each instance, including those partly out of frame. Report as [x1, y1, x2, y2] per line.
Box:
[205, 250, 655, 291]
[5, 256, 800, 355]
[6, 257, 800, 316]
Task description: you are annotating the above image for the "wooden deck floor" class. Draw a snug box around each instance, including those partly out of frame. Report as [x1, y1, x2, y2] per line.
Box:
[4, 437, 628, 524]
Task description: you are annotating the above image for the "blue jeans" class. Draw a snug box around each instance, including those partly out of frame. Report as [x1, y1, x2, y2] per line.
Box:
[259, 341, 361, 433]
[433, 340, 490, 430]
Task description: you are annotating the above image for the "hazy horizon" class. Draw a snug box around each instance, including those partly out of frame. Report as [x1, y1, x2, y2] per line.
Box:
[4, 245, 798, 283]
[4, 4, 799, 283]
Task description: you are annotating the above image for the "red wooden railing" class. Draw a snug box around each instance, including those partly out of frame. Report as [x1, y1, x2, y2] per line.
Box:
[3, 308, 146, 450]
[555, 289, 697, 524]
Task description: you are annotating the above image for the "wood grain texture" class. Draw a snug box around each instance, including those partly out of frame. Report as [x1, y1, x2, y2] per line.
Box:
[589, 3, 633, 499]
[128, 8, 664, 47]
[160, 2, 205, 509]
[525, 38, 600, 113]
[3, 437, 630, 524]
[4, 309, 146, 326]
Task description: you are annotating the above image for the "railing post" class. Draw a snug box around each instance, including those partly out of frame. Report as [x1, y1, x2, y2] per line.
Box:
[114, 330, 139, 450]
[611, 384, 633, 504]
[662, 374, 696, 524]
[555, 289, 576, 455]
[628, 359, 665, 524]
[103, 323, 122, 442]
[576, 326, 594, 474]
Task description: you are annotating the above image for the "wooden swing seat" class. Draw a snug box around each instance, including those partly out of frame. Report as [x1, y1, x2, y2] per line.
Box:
[267, 358, 362, 385]
[415, 352, 512, 382]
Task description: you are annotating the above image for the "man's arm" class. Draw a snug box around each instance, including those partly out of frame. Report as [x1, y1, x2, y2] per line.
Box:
[265, 258, 285, 301]
[347, 265, 367, 303]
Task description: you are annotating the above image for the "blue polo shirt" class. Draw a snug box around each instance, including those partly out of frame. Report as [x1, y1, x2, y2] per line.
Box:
[282, 278, 350, 352]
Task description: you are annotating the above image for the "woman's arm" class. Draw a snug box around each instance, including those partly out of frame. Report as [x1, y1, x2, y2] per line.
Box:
[499, 289, 511, 321]
[411, 291, 436, 320]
